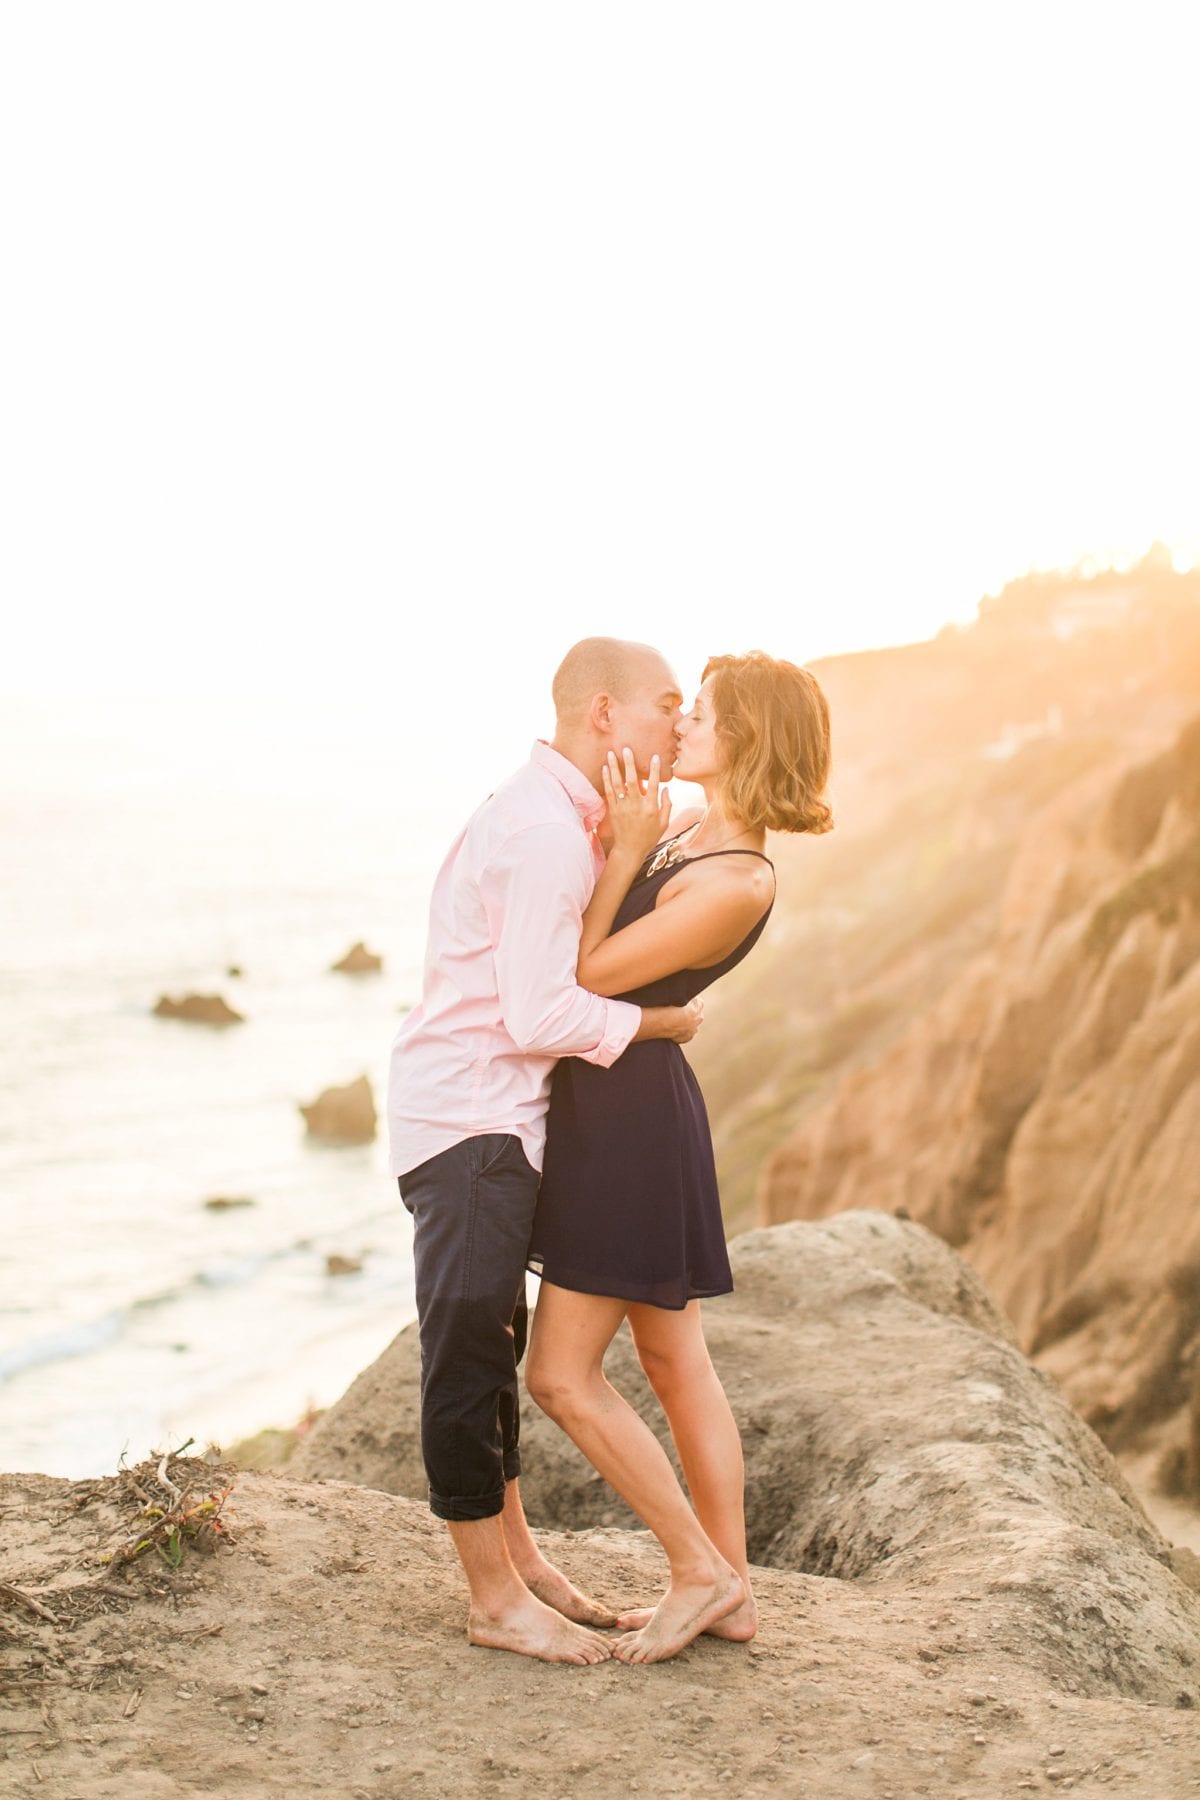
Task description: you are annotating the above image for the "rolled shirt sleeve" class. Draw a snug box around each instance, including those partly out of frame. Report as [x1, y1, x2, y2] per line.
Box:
[479, 821, 641, 1066]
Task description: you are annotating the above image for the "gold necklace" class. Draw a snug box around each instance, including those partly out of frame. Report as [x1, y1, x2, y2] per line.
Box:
[644, 823, 749, 876]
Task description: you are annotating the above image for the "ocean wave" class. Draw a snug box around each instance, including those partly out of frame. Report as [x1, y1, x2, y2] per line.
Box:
[0, 1216, 405, 1390]
[0, 1310, 124, 1383]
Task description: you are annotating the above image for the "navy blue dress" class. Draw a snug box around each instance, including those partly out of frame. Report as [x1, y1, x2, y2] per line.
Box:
[527, 843, 775, 1310]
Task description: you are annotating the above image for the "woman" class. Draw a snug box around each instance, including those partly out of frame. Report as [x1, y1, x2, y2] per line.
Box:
[525, 650, 832, 1664]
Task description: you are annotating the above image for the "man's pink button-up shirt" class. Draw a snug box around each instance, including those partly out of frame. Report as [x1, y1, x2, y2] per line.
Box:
[387, 742, 642, 1178]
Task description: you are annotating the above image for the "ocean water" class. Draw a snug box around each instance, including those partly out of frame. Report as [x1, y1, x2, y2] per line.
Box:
[0, 695, 492, 1478]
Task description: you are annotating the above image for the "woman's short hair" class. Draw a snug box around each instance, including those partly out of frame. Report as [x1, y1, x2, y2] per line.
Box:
[702, 651, 833, 835]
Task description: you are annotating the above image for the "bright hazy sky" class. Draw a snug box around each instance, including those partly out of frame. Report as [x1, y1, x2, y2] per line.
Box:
[3, 3, 1198, 769]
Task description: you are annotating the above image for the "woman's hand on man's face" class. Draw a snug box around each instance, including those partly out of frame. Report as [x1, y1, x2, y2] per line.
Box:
[601, 746, 672, 860]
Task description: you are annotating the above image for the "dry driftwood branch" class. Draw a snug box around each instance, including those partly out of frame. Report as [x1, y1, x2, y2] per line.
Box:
[156, 1451, 183, 1505]
[0, 1583, 59, 1625]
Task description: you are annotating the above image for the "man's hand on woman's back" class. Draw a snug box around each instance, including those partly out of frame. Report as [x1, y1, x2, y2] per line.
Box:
[633, 998, 704, 1045]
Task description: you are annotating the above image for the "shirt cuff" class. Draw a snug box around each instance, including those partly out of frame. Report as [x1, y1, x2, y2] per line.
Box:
[580, 997, 641, 1068]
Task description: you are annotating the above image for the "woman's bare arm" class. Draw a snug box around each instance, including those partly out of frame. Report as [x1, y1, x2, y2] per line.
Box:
[578, 860, 773, 997]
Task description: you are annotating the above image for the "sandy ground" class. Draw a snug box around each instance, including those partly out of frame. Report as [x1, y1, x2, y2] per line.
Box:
[2, 1462, 1200, 1800]
[6, 1217, 1200, 1798]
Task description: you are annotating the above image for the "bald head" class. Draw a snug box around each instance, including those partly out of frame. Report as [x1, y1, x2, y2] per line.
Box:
[550, 636, 683, 789]
[552, 637, 672, 728]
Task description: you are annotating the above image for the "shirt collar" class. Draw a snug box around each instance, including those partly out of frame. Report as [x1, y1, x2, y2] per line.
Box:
[530, 740, 605, 834]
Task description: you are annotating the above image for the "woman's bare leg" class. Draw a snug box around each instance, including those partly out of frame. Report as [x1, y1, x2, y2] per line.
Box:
[526, 1282, 742, 1663]
[499, 1477, 617, 1626]
[617, 1300, 757, 1641]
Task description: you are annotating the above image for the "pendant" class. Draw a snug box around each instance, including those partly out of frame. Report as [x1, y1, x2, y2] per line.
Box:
[645, 839, 686, 877]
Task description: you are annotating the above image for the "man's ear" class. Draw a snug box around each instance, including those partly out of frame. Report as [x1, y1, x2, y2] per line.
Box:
[587, 692, 613, 733]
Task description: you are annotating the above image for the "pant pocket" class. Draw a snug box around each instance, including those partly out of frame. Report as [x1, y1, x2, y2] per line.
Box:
[477, 1133, 521, 1177]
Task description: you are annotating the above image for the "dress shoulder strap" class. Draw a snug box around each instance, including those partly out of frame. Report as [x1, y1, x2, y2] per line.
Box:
[684, 849, 775, 868]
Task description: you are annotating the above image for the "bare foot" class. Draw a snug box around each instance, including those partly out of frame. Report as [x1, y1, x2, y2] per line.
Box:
[616, 1589, 758, 1642]
[516, 1556, 618, 1628]
[468, 1593, 612, 1664]
[612, 1569, 744, 1665]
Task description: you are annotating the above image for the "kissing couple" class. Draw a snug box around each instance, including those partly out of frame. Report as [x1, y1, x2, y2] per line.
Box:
[387, 638, 832, 1665]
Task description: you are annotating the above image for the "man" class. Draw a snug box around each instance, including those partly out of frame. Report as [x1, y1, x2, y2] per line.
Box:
[387, 637, 703, 1664]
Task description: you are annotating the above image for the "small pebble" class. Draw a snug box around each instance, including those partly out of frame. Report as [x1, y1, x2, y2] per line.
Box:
[250, 1682, 269, 1696]
[1048, 1745, 1065, 1756]
[973, 1735, 986, 1745]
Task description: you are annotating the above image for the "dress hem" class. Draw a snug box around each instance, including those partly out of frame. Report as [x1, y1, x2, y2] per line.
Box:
[526, 1258, 733, 1312]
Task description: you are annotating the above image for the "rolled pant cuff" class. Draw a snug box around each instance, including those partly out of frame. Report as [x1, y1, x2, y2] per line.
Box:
[502, 1449, 521, 1483]
[429, 1487, 507, 1523]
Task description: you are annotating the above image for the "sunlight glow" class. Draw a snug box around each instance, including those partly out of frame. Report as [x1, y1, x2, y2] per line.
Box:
[1, 2, 1196, 742]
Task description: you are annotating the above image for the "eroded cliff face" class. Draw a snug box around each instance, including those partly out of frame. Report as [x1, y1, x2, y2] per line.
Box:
[689, 559, 1200, 1231]
[759, 716, 1200, 1481]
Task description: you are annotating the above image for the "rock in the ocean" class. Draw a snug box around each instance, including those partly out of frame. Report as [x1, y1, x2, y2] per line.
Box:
[153, 993, 244, 1025]
[203, 1195, 255, 1212]
[330, 941, 383, 974]
[292, 1210, 1200, 1706]
[325, 1253, 363, 1277]
[299, 1074, 377, 1144]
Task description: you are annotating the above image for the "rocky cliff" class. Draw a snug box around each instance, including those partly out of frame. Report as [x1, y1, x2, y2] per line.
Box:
[758, 701, 1200, 1494]
[689, 556, 1200, 1233]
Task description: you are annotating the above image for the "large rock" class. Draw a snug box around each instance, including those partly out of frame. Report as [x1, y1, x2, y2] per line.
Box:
[290, 1212, 1200, 1706]
[298, 1073, 377, 1144]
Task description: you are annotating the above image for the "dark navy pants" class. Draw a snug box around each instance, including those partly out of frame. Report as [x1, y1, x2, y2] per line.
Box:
[397, 1132, 539, 1522]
